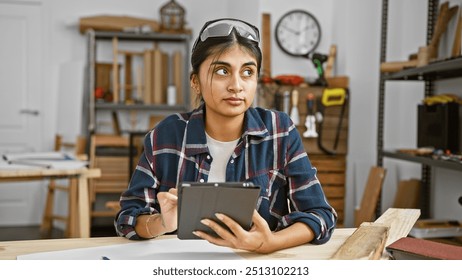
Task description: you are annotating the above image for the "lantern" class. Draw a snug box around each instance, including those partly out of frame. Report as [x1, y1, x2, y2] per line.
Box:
[160, 0, 185, 32]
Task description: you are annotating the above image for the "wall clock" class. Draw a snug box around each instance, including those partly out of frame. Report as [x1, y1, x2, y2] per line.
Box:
[275, 9, 321, 57]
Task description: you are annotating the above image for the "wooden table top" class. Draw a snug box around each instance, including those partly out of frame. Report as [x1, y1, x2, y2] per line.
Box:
[0, 228, 356, 260]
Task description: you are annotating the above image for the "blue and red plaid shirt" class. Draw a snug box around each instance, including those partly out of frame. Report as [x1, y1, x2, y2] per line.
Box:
[115, 104, 337, 244]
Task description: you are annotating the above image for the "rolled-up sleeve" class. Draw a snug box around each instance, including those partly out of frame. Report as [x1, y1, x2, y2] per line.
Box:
[281, 124, 337, 244]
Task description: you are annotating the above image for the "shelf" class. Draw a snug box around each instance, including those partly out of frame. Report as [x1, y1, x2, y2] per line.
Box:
[383, 56, 462, 81]
[92, 30, 191, 42]
[383, 150, 462, 172]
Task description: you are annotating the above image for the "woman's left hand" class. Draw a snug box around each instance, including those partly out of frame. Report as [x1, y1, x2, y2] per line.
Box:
[193, 210, 276, 254]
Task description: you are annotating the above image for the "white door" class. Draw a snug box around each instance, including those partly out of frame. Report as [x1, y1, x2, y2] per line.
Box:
[0, 2, 45, 225]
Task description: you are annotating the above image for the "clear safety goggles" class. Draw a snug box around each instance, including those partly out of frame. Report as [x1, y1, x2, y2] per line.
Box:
[192, 18, 260, 52]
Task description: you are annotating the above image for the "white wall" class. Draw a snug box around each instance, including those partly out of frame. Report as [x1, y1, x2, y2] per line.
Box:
[35, 0, 462, 227]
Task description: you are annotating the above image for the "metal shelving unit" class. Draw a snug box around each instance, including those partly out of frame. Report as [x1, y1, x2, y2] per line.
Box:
[382, 150, 462, 172]
[82, 30, 191, 137]
[376, 0, 462, 218]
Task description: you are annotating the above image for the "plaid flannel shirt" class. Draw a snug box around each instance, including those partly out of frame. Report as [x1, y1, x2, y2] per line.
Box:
[115, 104, 337, 244]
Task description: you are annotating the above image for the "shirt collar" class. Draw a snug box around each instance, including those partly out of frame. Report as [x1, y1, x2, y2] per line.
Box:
[184, 104, 269, 157]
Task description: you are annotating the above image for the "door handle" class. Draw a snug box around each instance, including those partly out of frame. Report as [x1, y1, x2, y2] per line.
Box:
[20, 109, 40, 116]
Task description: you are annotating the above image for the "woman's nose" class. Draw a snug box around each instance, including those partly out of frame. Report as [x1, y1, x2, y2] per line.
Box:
[227, 74, 243, 93]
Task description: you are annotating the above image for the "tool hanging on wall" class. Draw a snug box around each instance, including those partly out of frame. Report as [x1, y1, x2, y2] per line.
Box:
[316, 88, 348, 155]
[303, 92, 318, 138]
[290, 89, 300, 125]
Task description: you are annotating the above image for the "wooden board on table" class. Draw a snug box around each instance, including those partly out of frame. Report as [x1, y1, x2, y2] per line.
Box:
[330, 222, 389, 260]
[374, 208, 421, 248]
[331, 208, 420, 260]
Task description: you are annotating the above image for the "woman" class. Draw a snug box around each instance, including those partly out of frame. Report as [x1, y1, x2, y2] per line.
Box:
[115, 18, 337, 253]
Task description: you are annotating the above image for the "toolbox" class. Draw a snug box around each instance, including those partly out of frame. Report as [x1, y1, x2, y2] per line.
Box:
[417, 102, 461, 153]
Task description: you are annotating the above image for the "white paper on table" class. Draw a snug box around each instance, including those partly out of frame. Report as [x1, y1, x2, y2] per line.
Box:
[17, 238, 244, 260]
[1, 152, 88, 170]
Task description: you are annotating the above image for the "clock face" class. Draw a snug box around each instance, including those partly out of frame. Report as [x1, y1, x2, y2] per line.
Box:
[275, 10, 321, 57]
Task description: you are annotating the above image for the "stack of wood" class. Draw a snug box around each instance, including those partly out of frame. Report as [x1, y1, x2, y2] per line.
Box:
[98, 37, 184, 106]
[381, 1, 461, 73]
[142, 48, 183, 105]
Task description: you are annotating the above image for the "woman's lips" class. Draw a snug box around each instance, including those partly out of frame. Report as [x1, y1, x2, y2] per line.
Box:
[224, 97, 244, 105]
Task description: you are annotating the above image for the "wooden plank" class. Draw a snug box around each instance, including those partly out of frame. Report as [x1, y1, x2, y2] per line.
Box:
[124, 53, 133, 102]
[93, 134, 129, 147]
[310, 155, 346, 171]
[316, 173, 345, 185]
[302, 137, 348, 155]
[330, 222, 389, 260]
[112, 37, 119, 103]
[452, 9, 462, 57]
[79, 15, 160, 34]
[393, 179, 421, 209]
[143, 49, 152, 104]
[323, 186, 345, 198]
[331, 208, 419, 259]
[326, 76, 349, 88]
[380, 59, 418, 73]
[151, 48, 164, 104]
[354, 166, 386, 227]
[325, 44, 336, 78]
[329, 199, 345, 211]
[173, 51, 183, 105]
[261, 13, 271, 78]
[374, 208, 420, 248]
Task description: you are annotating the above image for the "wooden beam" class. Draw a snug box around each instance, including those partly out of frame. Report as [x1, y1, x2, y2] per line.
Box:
[374, 208, 420, 248]
[332, 208, 420, 260]
[330, 222, 389, 260]
[261, 13, 271, 78]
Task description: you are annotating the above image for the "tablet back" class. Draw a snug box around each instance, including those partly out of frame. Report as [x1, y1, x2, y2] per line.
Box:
[177, 182, 260, 239]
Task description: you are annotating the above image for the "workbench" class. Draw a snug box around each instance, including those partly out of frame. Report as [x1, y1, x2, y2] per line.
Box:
[0, 228, 356, 260]
[0, 166, 101, 238]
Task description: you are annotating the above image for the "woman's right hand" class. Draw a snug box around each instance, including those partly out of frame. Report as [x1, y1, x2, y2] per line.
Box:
[157, 188, 178, 232]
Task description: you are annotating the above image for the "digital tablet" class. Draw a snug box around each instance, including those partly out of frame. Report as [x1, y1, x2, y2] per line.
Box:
[177, 182, 260, 239]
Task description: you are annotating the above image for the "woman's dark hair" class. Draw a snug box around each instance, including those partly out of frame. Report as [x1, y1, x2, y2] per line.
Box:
[190, 28, 262, 78]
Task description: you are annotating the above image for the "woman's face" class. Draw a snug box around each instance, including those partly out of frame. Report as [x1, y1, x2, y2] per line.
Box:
[193, 44, 259, 121]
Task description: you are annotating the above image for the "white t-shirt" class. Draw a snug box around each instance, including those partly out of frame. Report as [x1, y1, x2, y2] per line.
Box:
[205, 132, 239, 182]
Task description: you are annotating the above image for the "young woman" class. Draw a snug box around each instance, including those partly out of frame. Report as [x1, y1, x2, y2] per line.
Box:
[115, 18, 337, 253]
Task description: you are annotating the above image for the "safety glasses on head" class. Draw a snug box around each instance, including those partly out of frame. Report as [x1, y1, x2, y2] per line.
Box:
[192, 18, 260, 52]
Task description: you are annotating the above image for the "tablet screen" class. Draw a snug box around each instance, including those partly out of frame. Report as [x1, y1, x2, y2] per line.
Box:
[177, 182, 260, 239]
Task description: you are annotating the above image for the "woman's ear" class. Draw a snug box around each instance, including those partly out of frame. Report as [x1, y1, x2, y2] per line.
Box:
[190, 74, 200, 94]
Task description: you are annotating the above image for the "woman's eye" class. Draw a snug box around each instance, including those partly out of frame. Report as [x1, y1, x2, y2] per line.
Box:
[216, 68, 228, 75]
[243, 69, 253, 77]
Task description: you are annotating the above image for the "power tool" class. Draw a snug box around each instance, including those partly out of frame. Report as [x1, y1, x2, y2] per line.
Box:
[311, 52, 328, 86]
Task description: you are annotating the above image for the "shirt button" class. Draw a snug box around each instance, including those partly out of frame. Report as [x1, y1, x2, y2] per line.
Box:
[206, 155, 211, 160]
[199, 179, 205, 183]
[230, 159, 234, 164]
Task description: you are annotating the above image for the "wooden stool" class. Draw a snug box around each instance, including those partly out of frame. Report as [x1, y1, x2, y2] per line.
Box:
[40, 134, 87, 238]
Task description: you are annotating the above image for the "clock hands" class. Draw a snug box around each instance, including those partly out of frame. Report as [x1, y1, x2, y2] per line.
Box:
[280, 24, 300, 35]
